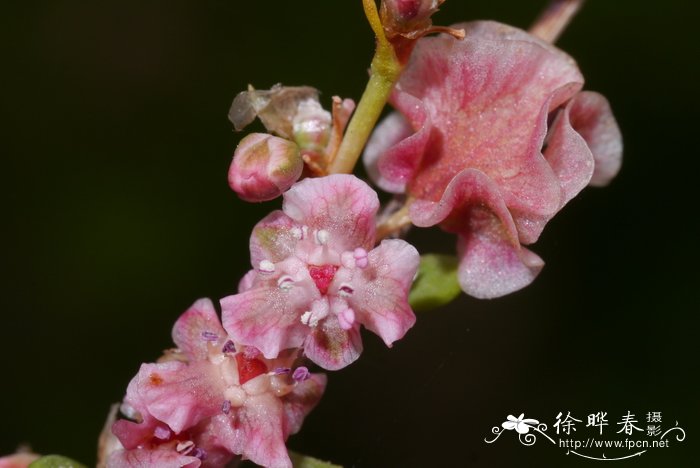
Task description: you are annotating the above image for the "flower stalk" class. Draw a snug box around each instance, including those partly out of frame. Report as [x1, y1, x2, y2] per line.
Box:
[328, 0, 402, 174]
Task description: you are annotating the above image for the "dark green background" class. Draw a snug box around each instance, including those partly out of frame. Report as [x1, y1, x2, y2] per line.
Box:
[3, 1, 698, 466]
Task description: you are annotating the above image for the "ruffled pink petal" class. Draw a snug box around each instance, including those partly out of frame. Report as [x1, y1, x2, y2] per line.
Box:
[456, 229, 544, 299]
[401, 22, 581, 209]
[249, 210, 298, 267]
[206, 395, 291, 468]
[107, 449, 201, 468]
[282, 373, 327, 436]
[129, 361, 223, 434]
[303, 313, 363, 370]
[410, 169, 542, 299]
[348, 239, 419, 346]
[364, 99, 430, 193]
[569, 91, 623, 186]
[221, 271, 316, 359]
[171, 298, 227, 361]
[282, 174, 379, 251]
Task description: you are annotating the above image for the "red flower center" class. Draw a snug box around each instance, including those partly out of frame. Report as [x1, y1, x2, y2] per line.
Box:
[308, 264, 339, 295]
[235, 353, 268, 385]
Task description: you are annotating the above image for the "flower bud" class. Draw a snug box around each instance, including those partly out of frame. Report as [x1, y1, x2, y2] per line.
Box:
[380, 0, 444, 37]
[292, 98, 332, 153]
[229, 133, 303, 202]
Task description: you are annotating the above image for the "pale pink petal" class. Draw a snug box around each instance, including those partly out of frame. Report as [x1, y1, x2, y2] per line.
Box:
[364, 101, 430, 193]
[111, 415, 161, 450]
[457, 229, 544, 299]
[207, 396, 291, 468]
[282, 373, 327, 436]
[303, 314, 363, 370]
[221, 272, 316, 359]
[249, 210, 298, 267]
[237, 269, 257, 293]
[282, 174, 379, 251]
[410, 169, 543, 299]
[130, 361, 222, 434]
[569, 91, 623, 186]
[386, 21, 582, 209]
[0, 453, 40, 468]
[107, 449, 200, 468]
[171, 298, 227, 361]
[347, 239, 419, 346]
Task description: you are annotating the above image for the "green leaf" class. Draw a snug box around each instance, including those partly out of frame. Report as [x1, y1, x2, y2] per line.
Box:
[408, 254, 461, 312]
[289, 451, 343, 468]
[28, 455, 87, 468]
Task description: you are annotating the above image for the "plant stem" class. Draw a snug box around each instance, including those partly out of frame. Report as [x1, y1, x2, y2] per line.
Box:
[376, 205, 411, 240]
[328, 0, 402, 174]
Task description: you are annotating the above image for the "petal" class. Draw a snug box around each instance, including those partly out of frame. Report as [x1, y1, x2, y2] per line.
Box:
[345, 239, 419, 346]
[364, 100, 430, 194]
[380, 21, 582, 212]
[221, 265, 317, 359]
[237, 269, 257, 293]
[569, 91, 623, 187]
[457, 229, 544, 300]
[282, 373, 327, 436]
[502, 421, 517, 430]
[107, 449, 201, 468]
[207, 396, 291, 468]
[171, 298, 227, 361]
[130, 361, 222, 434]
[409, 169, 543, 299]
[249, 210, 299, 267]
[304, 313, 363, 370]
[282, 174, 379, 251]
[516, 422, 531, 434]
[111, 416, 160, 450]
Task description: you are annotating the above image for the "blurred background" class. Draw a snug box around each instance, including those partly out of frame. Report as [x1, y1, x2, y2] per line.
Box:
[2, 1, 698, 466]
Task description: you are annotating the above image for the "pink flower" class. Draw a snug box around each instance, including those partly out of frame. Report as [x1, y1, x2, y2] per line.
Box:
[365, 21, 622, 299]
[221, 174, 420, 370]
[111, 299, 326, 468]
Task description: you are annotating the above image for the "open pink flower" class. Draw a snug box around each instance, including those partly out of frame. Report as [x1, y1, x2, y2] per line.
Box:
[111, 299, 326, 468]
[365, 21, 622, 299]
[221, 174, 420, 370]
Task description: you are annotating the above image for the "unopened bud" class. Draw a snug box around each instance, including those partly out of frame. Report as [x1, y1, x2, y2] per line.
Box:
[228, 133, 303, 202]
[293, 99, 332, 153]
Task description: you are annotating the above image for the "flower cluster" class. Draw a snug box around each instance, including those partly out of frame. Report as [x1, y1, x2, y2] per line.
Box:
[107, 2, 621, 467]
[108, 176, 420, 467]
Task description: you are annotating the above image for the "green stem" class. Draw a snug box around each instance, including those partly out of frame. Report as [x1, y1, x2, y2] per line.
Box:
[328, 0, 402, 174]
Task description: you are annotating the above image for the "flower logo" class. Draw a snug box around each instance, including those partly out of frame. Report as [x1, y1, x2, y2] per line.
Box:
[502, 414, 540, 434]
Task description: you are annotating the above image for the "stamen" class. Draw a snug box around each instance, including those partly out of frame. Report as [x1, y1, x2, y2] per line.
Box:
[273, 367, 291, 375]
[259, 259, 275, 273]
[221, 340, 236, 354]
[292, 366, 310, 382]
[191, 447, 207, 461]
[338, 284, 354, 297]
[153, 426, 171, 440]
[201, 331, 218, 342]
[291, 227, 303, 240]
[176, 441, 195, 455]
[277, 275, 295, 291]
[300, 311, 312, 326]
[315, 229, 330, 245]
[221, 399, 231, 415]
[353, 247, 368, 268]
[338, 308, 356, 330]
